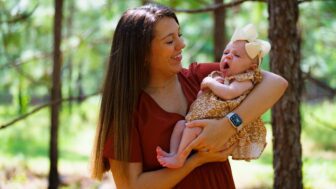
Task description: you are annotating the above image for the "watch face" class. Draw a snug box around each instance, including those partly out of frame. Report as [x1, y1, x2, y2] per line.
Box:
[230, 114, 242, 127]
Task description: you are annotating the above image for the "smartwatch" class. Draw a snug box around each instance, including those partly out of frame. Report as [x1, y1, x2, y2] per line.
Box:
[226, 112, 243, 131]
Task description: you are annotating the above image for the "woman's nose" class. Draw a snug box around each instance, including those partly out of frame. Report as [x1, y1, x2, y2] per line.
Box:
[176, 37, 185, 50]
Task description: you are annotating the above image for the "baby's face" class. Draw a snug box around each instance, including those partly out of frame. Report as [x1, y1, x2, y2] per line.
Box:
[220, 40, 256, 77]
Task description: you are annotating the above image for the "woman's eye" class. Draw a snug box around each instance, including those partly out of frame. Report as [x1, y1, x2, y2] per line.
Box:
[166, 40, 173, 44]
[178, 33, 183, 37]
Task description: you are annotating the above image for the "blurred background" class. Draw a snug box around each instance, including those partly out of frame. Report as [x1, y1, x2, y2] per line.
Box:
[0, 0, 335, 188]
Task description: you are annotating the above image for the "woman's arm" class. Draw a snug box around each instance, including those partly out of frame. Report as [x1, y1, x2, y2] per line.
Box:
[234, 70, 288, 123]
[184, 70, 288, 152]
[110, 159, 197, 189]
[110, 145, 235, 189]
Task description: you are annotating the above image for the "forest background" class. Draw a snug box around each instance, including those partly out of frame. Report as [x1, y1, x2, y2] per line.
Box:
[0, 0, 335, 189]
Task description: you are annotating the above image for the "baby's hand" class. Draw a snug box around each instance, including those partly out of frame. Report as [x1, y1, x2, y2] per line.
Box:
[197, 90, 203, 97]
[214, 76, 224, 84]
[200, 77, 214, 90]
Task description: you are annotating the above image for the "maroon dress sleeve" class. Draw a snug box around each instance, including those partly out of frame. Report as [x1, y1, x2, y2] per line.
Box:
[181, 62, 220, 84]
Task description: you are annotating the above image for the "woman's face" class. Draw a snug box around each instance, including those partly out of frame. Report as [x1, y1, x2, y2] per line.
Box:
[149, 17, 185, 78]
[220, 40, 256, 77]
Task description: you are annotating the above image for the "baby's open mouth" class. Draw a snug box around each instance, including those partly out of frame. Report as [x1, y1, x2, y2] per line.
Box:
[223, 62, 230, 69]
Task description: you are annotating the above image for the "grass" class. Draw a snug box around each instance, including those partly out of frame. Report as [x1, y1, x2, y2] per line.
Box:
[1, 98, 336, 189]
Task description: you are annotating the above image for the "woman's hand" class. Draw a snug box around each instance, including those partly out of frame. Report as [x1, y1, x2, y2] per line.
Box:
[190, 143, 237, 166]
[182, 118, 236, 156]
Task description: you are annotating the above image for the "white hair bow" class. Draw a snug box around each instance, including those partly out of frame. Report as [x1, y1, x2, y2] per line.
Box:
[230, 24, 271, 64]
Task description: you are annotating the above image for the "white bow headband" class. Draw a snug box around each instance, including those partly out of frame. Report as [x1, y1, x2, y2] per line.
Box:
[230, 24, 271, 64]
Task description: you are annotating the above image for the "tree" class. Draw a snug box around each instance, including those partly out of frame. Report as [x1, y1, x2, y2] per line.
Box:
[268, 0, 303, 188]
[64, 0, 75, 111]
[213, 0, 227, 61]
[49, 0, 63, 188]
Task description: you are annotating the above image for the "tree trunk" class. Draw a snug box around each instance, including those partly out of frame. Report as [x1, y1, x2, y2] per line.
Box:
[65, 0, 74, 112]
[18, 75, 24, 114]
[49, 0, 63, 188]
[268, 1, 303, 189]
[76, 62, 84, 103]
[213, 0, 227, 62]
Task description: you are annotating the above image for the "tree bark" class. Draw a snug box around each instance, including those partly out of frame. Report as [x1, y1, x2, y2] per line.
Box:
[268, 1, 303, 189]
[49, 0, 63, 188]
[65, 0, 74, 112]
[76, 63, 84, 103]
[213, 0, 227, 61]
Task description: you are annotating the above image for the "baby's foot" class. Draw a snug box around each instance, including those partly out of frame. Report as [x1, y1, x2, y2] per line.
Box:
[157, 154, 185, 169]
[156, 146, 170, 157]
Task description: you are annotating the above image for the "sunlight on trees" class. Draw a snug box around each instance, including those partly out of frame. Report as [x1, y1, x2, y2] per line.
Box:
[0, 0, 335, 188]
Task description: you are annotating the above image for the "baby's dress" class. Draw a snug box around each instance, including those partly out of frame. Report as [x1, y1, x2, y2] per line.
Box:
[185, 69, 266, 160]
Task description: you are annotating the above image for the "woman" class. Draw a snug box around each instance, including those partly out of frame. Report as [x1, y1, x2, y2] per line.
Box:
[90, 4, 288, 189]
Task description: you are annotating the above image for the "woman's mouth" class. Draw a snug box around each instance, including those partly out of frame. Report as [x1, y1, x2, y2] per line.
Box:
[173, 54, 182, 62]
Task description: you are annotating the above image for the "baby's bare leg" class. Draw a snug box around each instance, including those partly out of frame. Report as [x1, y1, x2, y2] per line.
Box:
[177, 126, 202, 154]
[156, 120, 186, 158]
[170, 120, 187, 154]
[158, 126, 202, 168]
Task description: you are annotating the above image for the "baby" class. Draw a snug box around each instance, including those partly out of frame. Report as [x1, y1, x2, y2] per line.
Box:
[157, 24, 271, 168]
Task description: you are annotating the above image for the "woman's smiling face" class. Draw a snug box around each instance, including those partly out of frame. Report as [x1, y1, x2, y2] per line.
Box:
[149, 17, 185, 77]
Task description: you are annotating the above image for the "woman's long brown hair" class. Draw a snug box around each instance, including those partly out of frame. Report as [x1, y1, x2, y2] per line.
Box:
[90, 4, 178, 180]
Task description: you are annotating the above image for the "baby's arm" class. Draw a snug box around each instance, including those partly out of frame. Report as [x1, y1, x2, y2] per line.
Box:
[201, 77, 253, 100]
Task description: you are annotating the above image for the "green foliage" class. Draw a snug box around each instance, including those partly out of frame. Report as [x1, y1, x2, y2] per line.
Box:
[303, 156, 336, 189]
[0, 96, 100, 160]
[300, 1, 336, 88]
[302, 100, 336, 150]
[0, 110, 49, 157]
[1, 0, 336, 188]
[1, 0, 335, 105]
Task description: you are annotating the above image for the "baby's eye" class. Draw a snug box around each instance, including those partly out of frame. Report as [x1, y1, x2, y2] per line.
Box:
[234, 54, 240, 57]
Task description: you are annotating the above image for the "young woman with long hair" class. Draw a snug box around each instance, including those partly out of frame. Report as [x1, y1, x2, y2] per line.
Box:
[90, 3, 287, 189]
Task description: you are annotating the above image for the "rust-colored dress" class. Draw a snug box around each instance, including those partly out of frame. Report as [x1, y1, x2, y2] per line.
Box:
[103, 63, 235, 189]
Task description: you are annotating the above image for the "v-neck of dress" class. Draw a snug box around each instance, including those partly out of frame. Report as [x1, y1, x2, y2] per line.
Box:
[142, 73, 192, 118]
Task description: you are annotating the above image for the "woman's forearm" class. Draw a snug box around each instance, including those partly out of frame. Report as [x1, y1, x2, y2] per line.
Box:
[111, 156, 201, 189]
[134, 157, 199, 189]
[234, 70, 288, 125]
